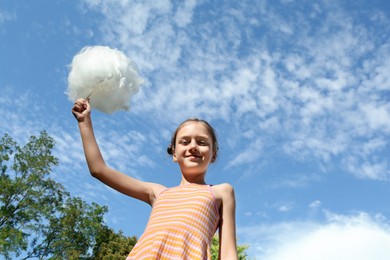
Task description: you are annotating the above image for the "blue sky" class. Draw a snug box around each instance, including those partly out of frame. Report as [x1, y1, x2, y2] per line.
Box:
[1, 0, 390, 259]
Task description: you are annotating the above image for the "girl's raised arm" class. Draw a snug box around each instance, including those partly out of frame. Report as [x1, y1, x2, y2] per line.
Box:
[72, 98, 165, 205]
[216, 183, 238, 260]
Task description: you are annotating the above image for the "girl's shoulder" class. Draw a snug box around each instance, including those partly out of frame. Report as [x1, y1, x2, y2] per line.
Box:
[210, 183, 235, 204]
[153, 183, 168, 194]
[150, 183, 168, 206]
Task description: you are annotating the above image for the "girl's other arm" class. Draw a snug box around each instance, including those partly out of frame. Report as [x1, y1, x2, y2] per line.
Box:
[72, 99, 165, 205]
[218, 183, 238, 260]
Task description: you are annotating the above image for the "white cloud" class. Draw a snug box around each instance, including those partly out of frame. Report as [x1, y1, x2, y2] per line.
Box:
[270, 174, 320, 189]
[239, 211, 390, 260]
[309, 200, 321, 209]
[173, 0, 197, 28]
[276, 202, 294, 212]
[225, 138, 264, 169]
[0, 88, 47, 142]
[342, 155, 389, 180]
[0, 9, 16, 24]
[361, 103, 390, 132]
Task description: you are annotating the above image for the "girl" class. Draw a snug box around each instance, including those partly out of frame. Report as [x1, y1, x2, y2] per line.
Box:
[72, 98, 238, 259]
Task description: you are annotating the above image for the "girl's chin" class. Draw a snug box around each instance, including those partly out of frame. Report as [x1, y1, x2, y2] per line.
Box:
[181, 163, 206, 171]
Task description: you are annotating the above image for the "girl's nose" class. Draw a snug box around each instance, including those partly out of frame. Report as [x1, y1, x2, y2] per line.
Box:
[189, 140, 198, 151]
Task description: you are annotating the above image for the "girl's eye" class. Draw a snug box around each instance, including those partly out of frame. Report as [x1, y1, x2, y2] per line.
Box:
[198, 140, 207, 146]
[178, 139, 208, 146]
[179, 140, 189, 145]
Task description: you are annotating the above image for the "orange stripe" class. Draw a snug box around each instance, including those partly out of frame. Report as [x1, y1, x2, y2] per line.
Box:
[128, 184, 219, 260]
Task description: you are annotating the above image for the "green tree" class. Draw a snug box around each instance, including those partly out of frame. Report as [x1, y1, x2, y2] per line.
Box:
[91, 226, 137, 259]
[0, 131, 65, 259]
[0, 132, 109, 259]
[34, 197, 108, 259]
[211, 235, 249, 260]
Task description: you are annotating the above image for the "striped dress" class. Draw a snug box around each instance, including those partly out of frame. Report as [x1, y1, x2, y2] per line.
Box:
[127, 183, 220, 259]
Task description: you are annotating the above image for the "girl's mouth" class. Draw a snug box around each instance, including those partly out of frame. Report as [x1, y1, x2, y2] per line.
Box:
[186, 154, 202, 159]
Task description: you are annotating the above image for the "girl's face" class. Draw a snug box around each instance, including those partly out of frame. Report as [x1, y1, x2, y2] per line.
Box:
[173, 122, 215, 177]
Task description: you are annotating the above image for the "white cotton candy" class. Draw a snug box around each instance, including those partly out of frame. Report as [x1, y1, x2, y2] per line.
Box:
[67, 45, 143, 114]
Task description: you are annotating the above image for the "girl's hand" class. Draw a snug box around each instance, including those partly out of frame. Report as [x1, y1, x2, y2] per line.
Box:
[72, 98, 91, 122]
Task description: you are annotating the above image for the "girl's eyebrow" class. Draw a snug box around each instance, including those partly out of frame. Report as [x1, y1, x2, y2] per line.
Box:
[177, 134, 210, 139]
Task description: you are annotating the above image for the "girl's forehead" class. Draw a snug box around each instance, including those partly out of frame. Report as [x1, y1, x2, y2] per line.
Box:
[176, 122, 210, 137]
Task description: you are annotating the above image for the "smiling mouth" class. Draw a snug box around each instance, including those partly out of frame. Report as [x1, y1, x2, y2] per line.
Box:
[186, 155, 202, 159]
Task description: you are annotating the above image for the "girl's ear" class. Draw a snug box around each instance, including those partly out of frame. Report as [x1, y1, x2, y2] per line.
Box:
[172, 149, 177, 162]
[211, 151, 216, 163]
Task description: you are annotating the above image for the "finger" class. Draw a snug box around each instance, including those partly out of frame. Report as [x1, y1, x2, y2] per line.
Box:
[74, 99, 84, 107]
[72, 105, 82, 114]
[84, 98, 91, 111]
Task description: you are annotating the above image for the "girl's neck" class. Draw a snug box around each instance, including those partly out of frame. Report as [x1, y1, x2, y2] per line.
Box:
[180, 176, 206, 185]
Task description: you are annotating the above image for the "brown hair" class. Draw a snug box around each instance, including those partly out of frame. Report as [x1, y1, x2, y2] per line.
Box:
[167, 118, 219, 162]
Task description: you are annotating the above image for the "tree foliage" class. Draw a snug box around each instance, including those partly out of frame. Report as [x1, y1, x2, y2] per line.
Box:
[0, 131, 65, 258]
[37, 197, 108, 259]
[211, 235, 249, 260]
[92, 226, 137, 259]
[0, 132, 116, 259]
